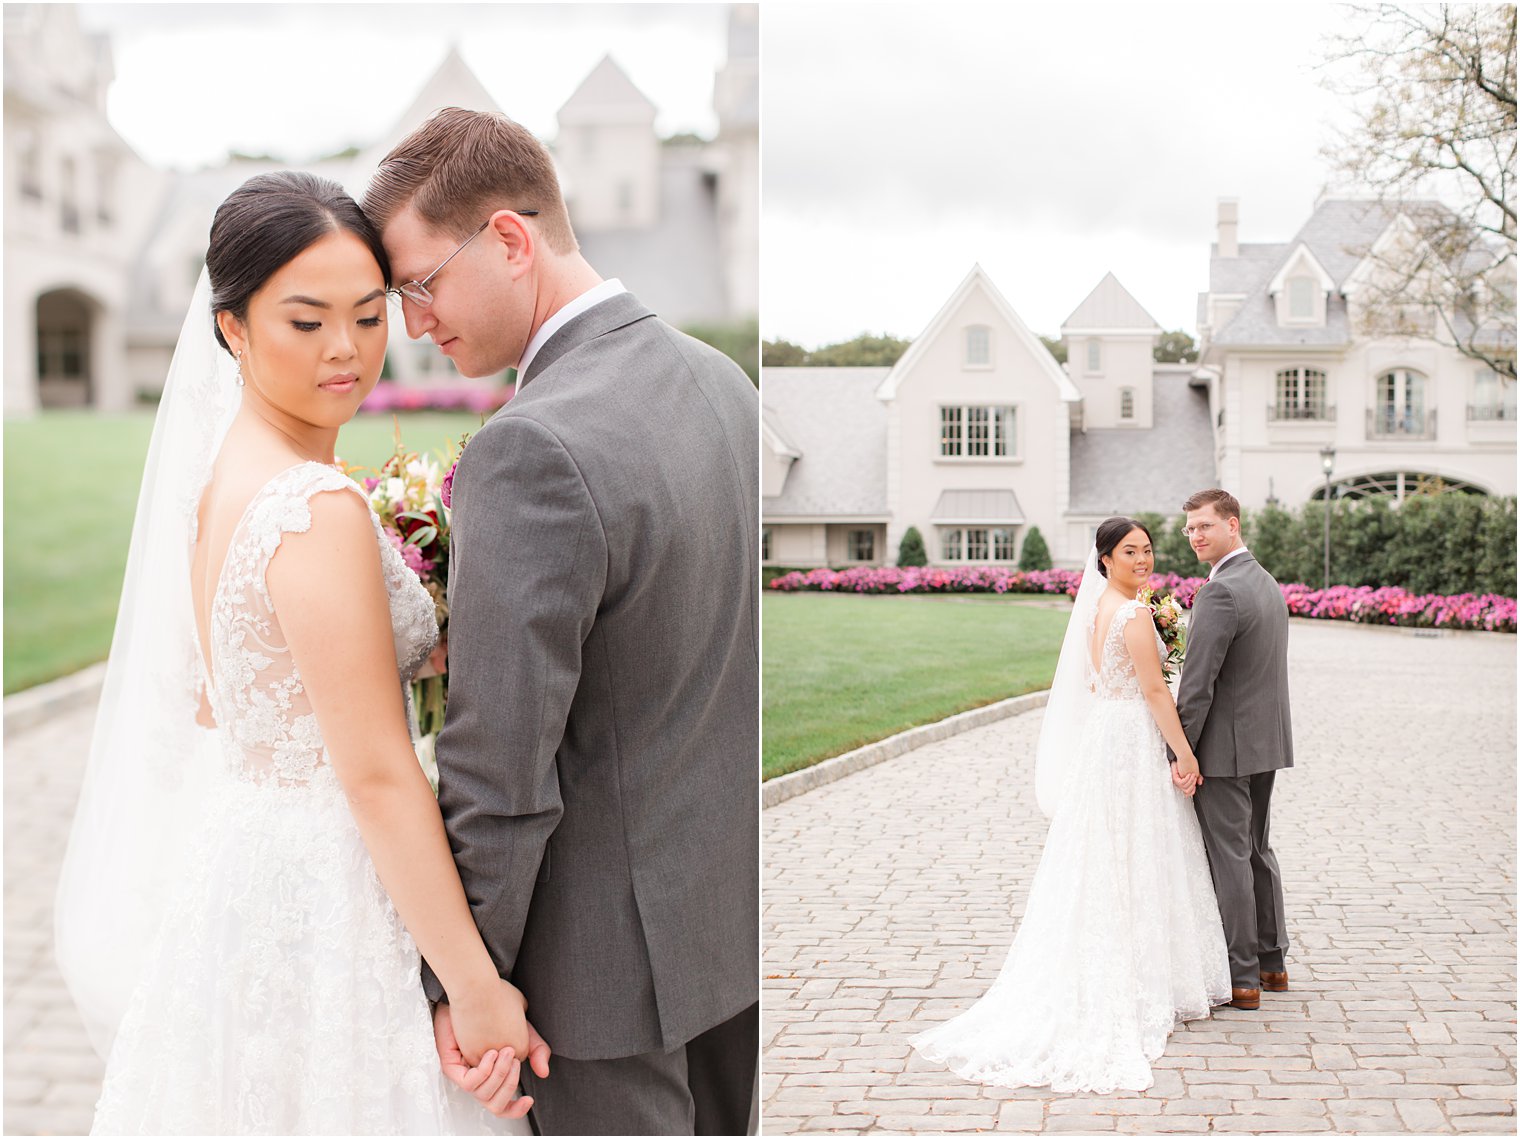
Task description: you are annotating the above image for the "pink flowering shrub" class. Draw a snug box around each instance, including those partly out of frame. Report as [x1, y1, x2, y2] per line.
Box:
[361, 382, 510, 415]
[767, 566, 1516, 633]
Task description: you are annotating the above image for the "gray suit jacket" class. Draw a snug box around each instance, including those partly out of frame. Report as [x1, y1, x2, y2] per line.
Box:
[425, 292, 759, 1061]
[1173, 551, 1295, 779]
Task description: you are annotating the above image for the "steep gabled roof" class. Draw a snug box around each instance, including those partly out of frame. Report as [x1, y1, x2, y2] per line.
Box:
[1267, 242, 1335, 296]
[1061, 271, 1162, 332]
[1210, 198, 1459, 347]
[353, 46, 503, 182]
[875, 264, 1081, 402]
[557, 54, 657, 125]
[762, 367, 891, 518]
[1068, 368, 1217, 515]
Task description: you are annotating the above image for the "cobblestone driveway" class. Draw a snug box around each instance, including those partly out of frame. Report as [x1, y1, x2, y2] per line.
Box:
[762, 622, 1516, 1134]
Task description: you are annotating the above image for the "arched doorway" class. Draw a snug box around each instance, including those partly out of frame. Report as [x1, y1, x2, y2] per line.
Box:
[35, 288, 98, 408]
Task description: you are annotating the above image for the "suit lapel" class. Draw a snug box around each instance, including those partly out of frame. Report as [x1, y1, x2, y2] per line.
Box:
[517, 292, 655, 390]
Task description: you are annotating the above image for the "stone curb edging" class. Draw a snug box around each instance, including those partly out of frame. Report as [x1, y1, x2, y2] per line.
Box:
[763, 689, 1050, 810]
[3, 662, 108, 736]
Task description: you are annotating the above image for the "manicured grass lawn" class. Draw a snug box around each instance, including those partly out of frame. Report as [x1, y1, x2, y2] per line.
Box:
[762, 591, 1070, 780]
[3, 409, 485, 694]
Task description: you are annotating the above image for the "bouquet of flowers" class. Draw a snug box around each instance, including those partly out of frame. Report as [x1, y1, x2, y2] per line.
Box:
[341, 422, 471, 791]
[1139, 585, 1187, 680]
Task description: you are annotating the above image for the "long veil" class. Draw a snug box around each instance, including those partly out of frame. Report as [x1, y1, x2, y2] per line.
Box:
[1033, 547, 1104, 818]
[54, 269, 240, 1058]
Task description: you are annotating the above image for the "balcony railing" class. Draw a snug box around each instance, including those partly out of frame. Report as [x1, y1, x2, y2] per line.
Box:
[1366, 407, 1437, 440]
[1267, 403, 1335, 422]
[1468, 403, 1516, 422]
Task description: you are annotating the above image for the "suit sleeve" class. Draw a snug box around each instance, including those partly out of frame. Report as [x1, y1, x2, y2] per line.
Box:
[1174, 581, 1238, 756]
[421, 415, 607, 1002]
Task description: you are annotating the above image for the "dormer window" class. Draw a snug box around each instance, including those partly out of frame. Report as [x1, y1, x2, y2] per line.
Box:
[1288, 277, 1315, 320]
[965, 325, 990, 367]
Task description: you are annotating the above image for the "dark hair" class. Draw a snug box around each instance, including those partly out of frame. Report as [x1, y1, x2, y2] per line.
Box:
[206, 171, 391, 354]
[1181, 488, 1241, 521]
[363, 107, 576, 253]
[1095, 516, 1152, 578]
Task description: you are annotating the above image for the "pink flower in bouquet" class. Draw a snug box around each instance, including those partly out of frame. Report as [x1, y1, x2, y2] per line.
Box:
[441, 461, 457, 510]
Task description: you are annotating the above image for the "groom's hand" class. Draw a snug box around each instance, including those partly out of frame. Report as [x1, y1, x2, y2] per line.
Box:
[432, 1001, 541, 1119]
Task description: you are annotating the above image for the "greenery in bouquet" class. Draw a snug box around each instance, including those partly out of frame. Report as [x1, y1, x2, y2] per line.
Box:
[340, 421, 471, 777]
[1138, 585, 1186, 679]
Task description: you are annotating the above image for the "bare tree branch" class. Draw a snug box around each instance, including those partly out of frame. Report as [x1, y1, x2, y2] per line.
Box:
[1320, 4, 1516, 378]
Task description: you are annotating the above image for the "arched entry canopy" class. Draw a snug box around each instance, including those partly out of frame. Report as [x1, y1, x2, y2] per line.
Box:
[1312, 471, 1490, 502]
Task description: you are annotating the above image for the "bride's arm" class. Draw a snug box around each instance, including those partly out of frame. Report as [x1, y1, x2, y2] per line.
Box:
[267, 489, 529, 1064]
[1123, 607, 1201, 788]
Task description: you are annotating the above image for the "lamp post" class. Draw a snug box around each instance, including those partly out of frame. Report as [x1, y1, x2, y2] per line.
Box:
[1319, 445, 1336, 591]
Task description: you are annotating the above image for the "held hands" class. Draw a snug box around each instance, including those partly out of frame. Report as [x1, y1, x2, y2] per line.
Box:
[1171, 754, 1203, 796]
[449, 976, 531, 1064]
[433, 999, 552, 1120]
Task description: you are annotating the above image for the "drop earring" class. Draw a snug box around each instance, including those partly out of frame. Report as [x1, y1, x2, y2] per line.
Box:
[235, 351, 246, 387]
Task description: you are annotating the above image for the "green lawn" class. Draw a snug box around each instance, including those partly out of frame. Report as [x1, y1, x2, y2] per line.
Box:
[762, 591, 1070, 780]
[3, 409, 485, 694]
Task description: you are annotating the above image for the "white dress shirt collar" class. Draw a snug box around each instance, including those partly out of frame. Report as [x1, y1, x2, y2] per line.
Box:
[516, 278, 627, 379]
[1209, 544, 1251, 581]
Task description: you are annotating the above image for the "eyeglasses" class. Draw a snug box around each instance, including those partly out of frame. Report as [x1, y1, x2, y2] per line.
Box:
[391, 211, 539, 308]
[1180, 521, 1220, 538]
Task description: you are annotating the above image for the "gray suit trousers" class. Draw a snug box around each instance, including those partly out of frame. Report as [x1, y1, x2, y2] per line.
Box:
[1193, 771, 1289, 989]
[522, 1001, 758, 1136]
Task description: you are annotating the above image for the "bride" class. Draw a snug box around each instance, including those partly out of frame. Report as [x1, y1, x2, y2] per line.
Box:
[54, 172, 536, 1134]
[912, 517, 1231, 1093]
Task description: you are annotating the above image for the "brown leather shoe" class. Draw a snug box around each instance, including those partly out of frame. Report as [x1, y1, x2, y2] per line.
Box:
[1261, 971, 1289, 992]
[1229, 987, 1261, 1010]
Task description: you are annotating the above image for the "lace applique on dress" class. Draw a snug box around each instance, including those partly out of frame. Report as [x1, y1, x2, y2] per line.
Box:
[206, 462, 439, 787]
[1088, 598, 1164, 702]
[90, 461, 507, 1135]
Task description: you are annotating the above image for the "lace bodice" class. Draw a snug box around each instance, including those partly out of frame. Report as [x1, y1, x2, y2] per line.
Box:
[1087, 597, 1163, 702]
[203, 462, 439, 787]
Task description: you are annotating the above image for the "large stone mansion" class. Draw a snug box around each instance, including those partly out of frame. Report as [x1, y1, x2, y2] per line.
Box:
[3, 4, 758, 415]
[762, 198, 1516, 570]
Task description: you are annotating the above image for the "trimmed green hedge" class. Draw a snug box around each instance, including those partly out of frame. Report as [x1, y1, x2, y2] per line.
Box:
[1142, 495, 1516, 597]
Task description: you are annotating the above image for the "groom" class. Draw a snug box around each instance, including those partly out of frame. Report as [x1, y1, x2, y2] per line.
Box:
[364, 108, 759, 1134]
[1168, 488, 1293, 1012]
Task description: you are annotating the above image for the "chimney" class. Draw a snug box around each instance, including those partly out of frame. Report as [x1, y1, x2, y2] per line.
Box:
[1217, 198, 1239, 258]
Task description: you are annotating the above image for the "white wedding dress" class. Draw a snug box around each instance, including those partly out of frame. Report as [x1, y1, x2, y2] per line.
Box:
[912, 597, 1231, 1093]
[91, 462, 515, 1135]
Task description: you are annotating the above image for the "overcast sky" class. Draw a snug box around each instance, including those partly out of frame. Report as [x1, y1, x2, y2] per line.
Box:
[762, 2, 1394, 346]
[81, 3, 730, 169]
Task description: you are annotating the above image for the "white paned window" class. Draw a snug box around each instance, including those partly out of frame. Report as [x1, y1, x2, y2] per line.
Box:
[940, 406, 963, 456]
[59, 157, 79, 234]
[1086, 339, 1101, 372]
[1119, 387, 1135, 420]
[941, 528, 1011, 562]
[940, 405, 1016, 458]
[20, 141, 41, 199]
[1288, 276, 1315, 319]
[1472, 369, 1516, 421]
[1376, 369, 1427, 434]
[967, 406, 990, 456]
[1275, 368, 1327, 419]
[848, 529, 875, 561]
[965, 325, 990, 366]
[993, 406, 1016, 456]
